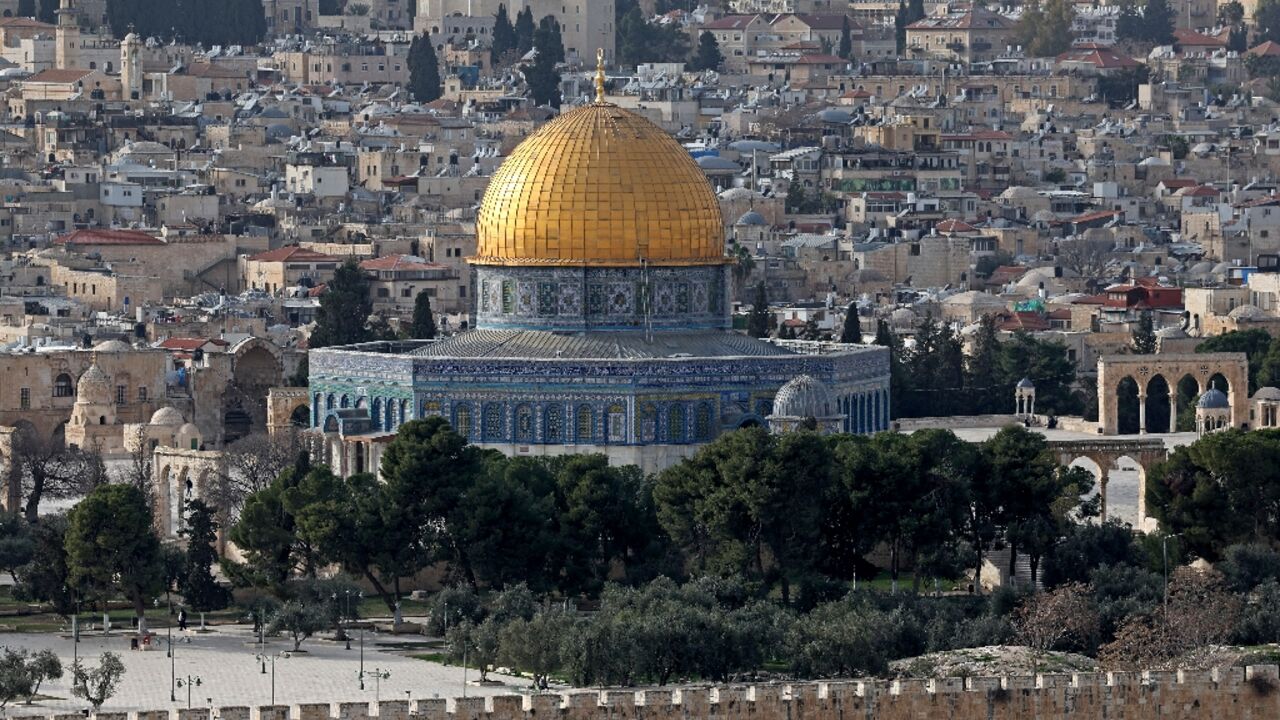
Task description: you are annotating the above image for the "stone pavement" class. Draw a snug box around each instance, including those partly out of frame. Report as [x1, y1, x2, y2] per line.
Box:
[0, 624, 531, 713]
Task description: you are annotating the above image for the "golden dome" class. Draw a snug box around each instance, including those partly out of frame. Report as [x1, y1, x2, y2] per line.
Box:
[473, 103, 726, 267]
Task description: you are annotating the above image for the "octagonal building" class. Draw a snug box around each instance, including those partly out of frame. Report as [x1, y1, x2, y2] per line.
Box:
[307, 95, 890, 474]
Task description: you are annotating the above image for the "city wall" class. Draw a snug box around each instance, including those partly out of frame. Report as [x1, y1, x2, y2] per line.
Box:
[28, 666, 1280, 720]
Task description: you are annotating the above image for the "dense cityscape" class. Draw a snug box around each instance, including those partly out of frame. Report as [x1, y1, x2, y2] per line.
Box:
[1, 0, 1280, 717]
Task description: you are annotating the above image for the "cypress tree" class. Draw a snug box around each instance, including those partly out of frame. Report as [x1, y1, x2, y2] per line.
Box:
[310, 258, 374, 348]
[839, 16, 852, 59]
[747, 282, 771, 338]
[514, 7, 535, 54]
[409, 33, 442, 103]
[1142, 0, 1175, 44]
[410, 291, 438, 340]
[492, 3, 516, 64]
[17, 0, 34, 17]
[839, 303, 862, 343]
[690, 31, 724, 71]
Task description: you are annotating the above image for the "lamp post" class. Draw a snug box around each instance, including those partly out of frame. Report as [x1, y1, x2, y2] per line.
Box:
[359, 669, 390, 703]
[175, 675, 202, 709]
[255, 652, 289, 705]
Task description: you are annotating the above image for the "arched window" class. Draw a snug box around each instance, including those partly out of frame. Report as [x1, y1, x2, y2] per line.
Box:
[576, 405, 593, 443]
[399, 399, 410, 423]
[544, 405, 562, 443]
[453, 404, 472, 438]
[607, 405, 626, 443]
[340, 394, 350, 409]
[53, 373, 74, 398]
[326, 393, 335, 410]
[372, 398, 384, 431]
[695, 402, 713, 441]
[638, 403, 657, 442]
[515, 404, 534, 443]
[483, 404, 504, 441]
[385, 400, 394, 430]
[667, 404, 686, 443]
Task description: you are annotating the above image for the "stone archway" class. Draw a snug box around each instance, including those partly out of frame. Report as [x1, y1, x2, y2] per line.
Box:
[152, 447, 227, 544]
[1097, 353, 1249, 434]
[1052, 437, 1167, 531]
[267, 387, 311, 436]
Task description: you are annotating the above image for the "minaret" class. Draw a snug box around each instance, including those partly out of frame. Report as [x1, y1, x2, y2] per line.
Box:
[55, 0, 81, 70]
[122, 29, 142, 100]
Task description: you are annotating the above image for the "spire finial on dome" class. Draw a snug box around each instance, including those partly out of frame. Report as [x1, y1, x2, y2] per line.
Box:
[594, 48, 606, 104]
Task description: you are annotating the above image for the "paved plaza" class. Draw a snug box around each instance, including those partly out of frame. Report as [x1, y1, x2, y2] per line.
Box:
[0, 624, 531, 713]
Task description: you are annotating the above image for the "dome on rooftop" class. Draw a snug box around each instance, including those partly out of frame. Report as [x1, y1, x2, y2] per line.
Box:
[149, 407, 185, 426]
[75, 363, 112, 406]
[1229, 304, 1264, 320]
[736, 210, 767, 226]
[772, 374, 837, 419]
[1017, 377, 1035, 389]
[1198, 388, 1230, 409]
[93, 339, 132, 352]
[474, 103, 724, 268]
[1254, 387, 1280, 401]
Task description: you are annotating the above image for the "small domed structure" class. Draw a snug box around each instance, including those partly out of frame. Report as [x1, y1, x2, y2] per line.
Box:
[93, 339, 132, 352]
[768, 375, 843, 435]
[1197, 387, 1231, 436]
[736, 210, 768, 226]
[176, 423, 203, 450]
[1229, 304, 1265, 321]
[1254, 387, 1280, 428]
[149, 407, 185, 426]
[1198, 388, 1230, 409]
[890, 308, 917, 328]
[75, 363, 113, 406]
[1015, 378, 1036, 417]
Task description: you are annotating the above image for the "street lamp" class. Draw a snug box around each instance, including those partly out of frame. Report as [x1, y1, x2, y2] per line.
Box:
[175, 675, 202, 709]
[359, 668, 390, 703]
[255, 652, 290, 705]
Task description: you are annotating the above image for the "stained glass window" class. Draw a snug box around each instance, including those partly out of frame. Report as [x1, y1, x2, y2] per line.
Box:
[516, 404, 534, 442]
[576, 405, 593, 442]
[667, 404, 686, 443]
[483, 404, 504, 441]
[454, 404, 472, 438]
[695, 402, 713, 441]
[545, 405, 563, 443]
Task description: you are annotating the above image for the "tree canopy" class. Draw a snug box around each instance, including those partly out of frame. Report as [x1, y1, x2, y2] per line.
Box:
[408, 33, 443, 103]
[309, 258, 374, 348]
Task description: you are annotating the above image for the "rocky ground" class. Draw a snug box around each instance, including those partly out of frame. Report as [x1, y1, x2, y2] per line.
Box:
[889, 645, 1098, 679]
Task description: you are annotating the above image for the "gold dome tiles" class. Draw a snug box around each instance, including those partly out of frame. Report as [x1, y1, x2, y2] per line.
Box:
[473, 103, 726, 268]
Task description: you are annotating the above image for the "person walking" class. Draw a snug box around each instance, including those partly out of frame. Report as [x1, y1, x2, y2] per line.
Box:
[177, 608, 188, 631]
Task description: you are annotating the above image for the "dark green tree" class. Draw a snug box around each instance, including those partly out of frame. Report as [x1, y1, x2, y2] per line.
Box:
[409, 291, 437, 339]
[747, 282, 770, 338]
[524, 17, 562, 107]
[894, 1, 909, 53]
[1142, 0, 1175, 44]
[178, 499, 231, 629]
[225, 454, 320, 593]
[1196, 329, 1274, 393]
[514, 7, 535, 54]
[17, 0, 34, 17]
[839, 303, 862, 343]
[1131, 310, 1157, 354]
[408, 33, 443, 103]
[1260, 0, 1280, 43]
[12, 514, 76, 620]
[690, 31, 724, 71]
[491, 3, 516, 64]
[1115, 0, 1143, 40]
[839, 15, 853, 59]
[309, 258, 373, 348]
[65, 485, 163, 637]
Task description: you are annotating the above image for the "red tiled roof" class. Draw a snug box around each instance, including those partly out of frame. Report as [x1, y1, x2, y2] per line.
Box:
[1159, 178, 1199, 189]
[247, 246, 339, 262]
[0, 17, 55, 29]
[24, 68, 93, 84]
[936, 219, 978, 233]
[56, 229, 164, 246]
[704, 14, 759, 29]
[1177, 184, 1220, 197]
[1248, 40, 1280, 57]
[1173, 28, 1226, 47]
[998, 311, 1051, 331]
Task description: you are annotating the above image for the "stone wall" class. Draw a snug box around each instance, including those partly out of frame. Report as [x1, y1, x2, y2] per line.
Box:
[25, 667, 1280, 720]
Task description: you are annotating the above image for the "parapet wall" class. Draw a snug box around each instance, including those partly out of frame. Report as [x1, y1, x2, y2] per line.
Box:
[25, 666, 1280, 720]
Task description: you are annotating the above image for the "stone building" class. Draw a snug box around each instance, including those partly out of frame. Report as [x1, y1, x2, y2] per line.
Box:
[308, 73, 891, 475]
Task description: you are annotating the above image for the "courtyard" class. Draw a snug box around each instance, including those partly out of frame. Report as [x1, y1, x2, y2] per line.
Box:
[0, 624, 529, 713]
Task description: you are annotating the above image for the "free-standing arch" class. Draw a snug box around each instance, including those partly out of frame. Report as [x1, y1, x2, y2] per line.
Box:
[1051, 437, 1166, 530]
[1097, 353, 1248, 434]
